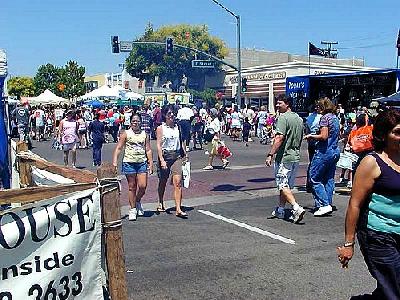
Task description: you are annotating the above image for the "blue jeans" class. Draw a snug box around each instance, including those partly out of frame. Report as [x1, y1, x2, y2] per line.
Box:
[357, 228, 400, 299]
[92, 141, 103, 166]
[309, 149, 339, 207]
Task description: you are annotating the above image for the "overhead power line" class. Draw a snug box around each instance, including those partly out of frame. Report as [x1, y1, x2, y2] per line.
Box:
[338, 41, 393, 50]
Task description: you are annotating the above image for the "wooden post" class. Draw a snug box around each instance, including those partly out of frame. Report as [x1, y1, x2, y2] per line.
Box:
[97, 163, 128, 300]
[16, 141, 33, 187]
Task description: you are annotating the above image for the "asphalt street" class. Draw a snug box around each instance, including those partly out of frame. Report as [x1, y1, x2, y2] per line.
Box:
[30, 136, 375, 300]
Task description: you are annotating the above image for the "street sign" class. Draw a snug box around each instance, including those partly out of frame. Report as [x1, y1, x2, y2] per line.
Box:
[120, 41, 133, 52]
[191, 60, 215, 68]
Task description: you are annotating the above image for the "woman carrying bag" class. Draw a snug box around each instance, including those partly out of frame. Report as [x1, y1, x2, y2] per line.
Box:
[203, 110, 230, 170]
[156, 105, 188, 218]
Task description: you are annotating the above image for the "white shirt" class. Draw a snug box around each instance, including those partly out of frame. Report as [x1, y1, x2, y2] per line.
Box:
[177, 107, 194, 121]
[208, 118, 221, 134]
[161, 123, 181, 151]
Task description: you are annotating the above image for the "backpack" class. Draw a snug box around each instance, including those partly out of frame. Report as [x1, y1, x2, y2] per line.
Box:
[349, 125, 374, 153]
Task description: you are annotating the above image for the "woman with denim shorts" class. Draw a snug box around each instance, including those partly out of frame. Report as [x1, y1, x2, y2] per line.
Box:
[156, 105, 188, 218]
[113, 113, 153, 221]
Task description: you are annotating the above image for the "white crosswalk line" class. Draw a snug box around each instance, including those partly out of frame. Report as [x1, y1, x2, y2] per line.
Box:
[198, 209, 296, 244]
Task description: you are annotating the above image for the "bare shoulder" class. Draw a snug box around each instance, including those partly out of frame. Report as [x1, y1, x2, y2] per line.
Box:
[357, 154, 380, 178]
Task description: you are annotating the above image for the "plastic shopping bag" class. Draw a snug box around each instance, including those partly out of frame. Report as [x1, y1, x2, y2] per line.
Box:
[217, 141, 232, 159]
[337, 151, 358, 170]
[182, 161, 191, 189]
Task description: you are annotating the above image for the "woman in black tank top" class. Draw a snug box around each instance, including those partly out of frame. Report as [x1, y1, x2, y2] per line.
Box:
[337, 109, 400, 299]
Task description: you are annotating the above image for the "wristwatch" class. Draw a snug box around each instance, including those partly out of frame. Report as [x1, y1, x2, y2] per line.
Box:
[343, 241, 355, 247]
[267, 153, 273, 158]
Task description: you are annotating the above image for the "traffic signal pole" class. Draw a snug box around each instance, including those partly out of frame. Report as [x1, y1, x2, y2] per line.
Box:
[210, 0, 242, 107]
[236, 15, 242, 108]
[116, 40, 238, 71]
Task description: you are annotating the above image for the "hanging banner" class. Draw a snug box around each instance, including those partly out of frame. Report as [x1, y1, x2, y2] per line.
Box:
[0, 188, 104, 300]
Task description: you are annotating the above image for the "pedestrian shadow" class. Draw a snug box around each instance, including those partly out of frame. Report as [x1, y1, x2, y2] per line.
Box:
[247, 177, 274, 183]
[164, 206, 194, 214]
[211, 184, 245, 192]
[121, 211, 157, 219]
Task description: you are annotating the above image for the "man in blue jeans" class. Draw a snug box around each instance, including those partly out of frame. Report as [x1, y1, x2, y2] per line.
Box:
[88, 113, 105, 166]
[265, 95, 305, 224]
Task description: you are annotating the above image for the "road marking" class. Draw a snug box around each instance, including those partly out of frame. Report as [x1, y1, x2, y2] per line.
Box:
[198, 210, 295, 244]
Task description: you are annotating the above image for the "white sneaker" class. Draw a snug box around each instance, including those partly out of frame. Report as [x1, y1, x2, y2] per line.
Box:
[271, 207, 284, 219]
[292, 206, 305, 223]
[313, 205, 332, 217]
[136, 202, 144, 216]
[128, 208, 137, 221]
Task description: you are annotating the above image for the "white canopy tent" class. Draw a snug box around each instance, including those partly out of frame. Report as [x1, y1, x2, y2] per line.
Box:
[80, 85, 125, 99]
[21, 89, 70, 105]
[122, 91, 144, 100]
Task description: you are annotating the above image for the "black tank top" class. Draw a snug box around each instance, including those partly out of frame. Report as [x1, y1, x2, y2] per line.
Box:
[369, 152, 400, 197]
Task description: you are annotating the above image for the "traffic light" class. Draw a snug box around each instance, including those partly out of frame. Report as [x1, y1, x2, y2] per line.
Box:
[241, 78, 248, 93]
[165, 37, 173, 55]
[111, 36, 120, 53]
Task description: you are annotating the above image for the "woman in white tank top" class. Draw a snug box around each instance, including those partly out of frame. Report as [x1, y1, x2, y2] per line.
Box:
[112, 113, 153, 221]
[156, 106, 188, 218]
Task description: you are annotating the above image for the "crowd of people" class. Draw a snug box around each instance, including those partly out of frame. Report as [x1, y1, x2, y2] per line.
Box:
[10, 95, 400, 298]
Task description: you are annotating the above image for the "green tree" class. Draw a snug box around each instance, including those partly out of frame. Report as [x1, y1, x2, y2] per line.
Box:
[7, 76, 35, 99]
[33, 61, 86, 99]
[188, 88, 217, 107]
[125, 23, 228, 89]
[33, 63, 60, 94]
[58, 61, 86, 99]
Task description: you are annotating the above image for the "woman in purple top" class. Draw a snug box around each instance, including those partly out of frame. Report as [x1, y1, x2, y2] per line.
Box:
[304, 98, 340, 216]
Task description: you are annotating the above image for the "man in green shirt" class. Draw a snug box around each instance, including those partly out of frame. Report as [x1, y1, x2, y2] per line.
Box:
[265, 95, 305, 223]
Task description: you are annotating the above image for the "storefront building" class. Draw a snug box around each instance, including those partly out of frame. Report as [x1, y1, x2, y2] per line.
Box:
[222, 61, 375, 112]
[286, 69, 400, 112]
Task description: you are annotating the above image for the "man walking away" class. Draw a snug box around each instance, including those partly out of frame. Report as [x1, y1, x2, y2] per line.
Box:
[177, 103, 194, 151]
[88, 113, 105, 166]
[265, 95, 305, 223]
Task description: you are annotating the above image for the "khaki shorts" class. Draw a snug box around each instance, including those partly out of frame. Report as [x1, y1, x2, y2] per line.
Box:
[157, 157, 182, 179]
[274, 161, 299, 190]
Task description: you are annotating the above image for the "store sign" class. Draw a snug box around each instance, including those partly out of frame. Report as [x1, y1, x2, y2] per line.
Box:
[229, 71, 286, 84]
[286, 76, 310, 99]
[0, 189, 104, 300]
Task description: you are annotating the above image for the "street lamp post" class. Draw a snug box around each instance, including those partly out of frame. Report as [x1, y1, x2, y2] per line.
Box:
[210, 0, 242, 107]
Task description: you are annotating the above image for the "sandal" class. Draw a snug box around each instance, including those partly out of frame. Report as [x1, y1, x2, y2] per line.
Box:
[176, 212, 188, 219]
[156, 204, 166, 213]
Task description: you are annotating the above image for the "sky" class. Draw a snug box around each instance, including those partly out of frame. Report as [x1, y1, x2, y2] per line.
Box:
[1, 0, 399, 77]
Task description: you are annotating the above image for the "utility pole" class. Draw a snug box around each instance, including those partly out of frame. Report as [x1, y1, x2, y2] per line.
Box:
[210, 0, 242, 107]
[321, 41, 338, 58]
